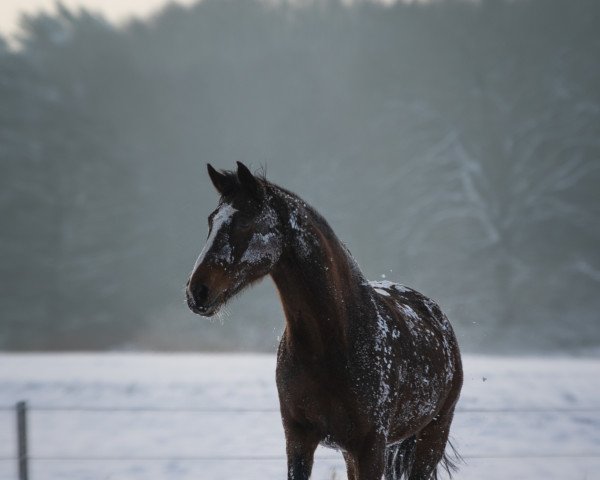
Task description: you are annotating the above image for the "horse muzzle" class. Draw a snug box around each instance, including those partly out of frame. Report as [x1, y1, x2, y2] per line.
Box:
[186, 267, 233, 317]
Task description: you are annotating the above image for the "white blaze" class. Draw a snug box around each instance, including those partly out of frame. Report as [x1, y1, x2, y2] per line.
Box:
[193, 203, 237, 271]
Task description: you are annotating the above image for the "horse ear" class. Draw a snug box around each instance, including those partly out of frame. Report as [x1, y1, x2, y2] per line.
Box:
[207, 163, 235, 195]
[236, 161, 264, 200]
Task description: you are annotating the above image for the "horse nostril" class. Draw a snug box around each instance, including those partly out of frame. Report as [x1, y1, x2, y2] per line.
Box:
[194, 284, 209, 305]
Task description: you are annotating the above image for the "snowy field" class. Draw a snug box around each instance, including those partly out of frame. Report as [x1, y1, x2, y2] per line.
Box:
[0, 354, 599, 480]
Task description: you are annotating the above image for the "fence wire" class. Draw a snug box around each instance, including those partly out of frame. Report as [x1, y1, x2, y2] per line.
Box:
[2, 405, 600, 413]
[3, 403, 600, 466]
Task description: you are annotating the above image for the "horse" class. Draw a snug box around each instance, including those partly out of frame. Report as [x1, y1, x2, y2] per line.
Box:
[186, 162, 463, 480]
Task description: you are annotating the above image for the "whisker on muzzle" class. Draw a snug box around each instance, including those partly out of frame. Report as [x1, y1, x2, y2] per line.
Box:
[215, 306, 231, 325]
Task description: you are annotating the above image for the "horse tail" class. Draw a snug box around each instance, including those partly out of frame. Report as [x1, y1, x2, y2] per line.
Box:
[384, 436, 461, 480]
[385, 436, 416, 479]
[437, 439, 462, 480]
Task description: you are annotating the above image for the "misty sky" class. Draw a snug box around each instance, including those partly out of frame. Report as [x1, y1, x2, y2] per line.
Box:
[0, 0, 408, 40]
[0, 0, 197, 38]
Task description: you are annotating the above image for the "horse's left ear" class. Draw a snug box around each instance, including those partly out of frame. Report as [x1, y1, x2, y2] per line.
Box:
[207, 163, 237, 196]
[236, 161, 264, 200]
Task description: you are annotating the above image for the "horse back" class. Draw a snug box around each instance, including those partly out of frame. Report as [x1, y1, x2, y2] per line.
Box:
[369, 281, 463, 439]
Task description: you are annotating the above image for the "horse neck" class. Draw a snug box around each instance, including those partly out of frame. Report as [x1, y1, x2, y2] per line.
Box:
[269, 190, 366, 356]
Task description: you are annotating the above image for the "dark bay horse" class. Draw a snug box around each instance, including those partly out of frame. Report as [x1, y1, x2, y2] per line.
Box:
[186, 162, 463, 480]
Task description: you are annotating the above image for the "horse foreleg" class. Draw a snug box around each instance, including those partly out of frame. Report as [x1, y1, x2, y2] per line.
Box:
[354, 439, 386, 480]
[284, 427, 318, 480]
[343, 451, 358, 480]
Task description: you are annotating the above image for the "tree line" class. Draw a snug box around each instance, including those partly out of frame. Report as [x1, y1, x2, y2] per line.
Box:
[0, 0, 598, 352]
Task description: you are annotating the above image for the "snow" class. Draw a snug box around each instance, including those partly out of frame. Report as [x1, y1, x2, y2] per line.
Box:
[373, 288, 390, 297]
[368, 280, 411, 294]
[369, 296, 394, 434]
[241, 232, 277, 264]
[0, 354, 599, 479]
[240, 207, 281, 266]
[288, 208, 311, 258]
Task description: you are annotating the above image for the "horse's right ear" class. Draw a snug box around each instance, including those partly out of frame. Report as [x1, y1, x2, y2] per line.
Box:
[207, 163, 235, 195]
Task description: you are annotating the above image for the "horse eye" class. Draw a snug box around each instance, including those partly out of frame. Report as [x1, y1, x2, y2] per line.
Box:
[238, 218, 253, 230]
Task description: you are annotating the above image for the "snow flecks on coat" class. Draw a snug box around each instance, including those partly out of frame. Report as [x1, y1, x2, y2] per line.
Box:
[373, 287, 390, 297]
[364, 277, 458, 427]
[241, 232, 279, 264]
[274, 189, 315, 260]
[369, 294, 395, 436]
[240, 206, 282, 266]
[288, 208, 312, 258]
[368, 280, 413, 296]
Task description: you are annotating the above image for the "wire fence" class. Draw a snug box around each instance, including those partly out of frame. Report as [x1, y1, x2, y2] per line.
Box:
[3, 405, 600, 412]
[5, 401, 600, 479]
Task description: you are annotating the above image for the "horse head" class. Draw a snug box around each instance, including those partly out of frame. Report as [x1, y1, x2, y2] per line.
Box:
[186, 162, 283, 316]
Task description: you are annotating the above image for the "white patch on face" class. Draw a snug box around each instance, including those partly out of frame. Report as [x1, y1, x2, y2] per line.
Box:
[241, 232, 278, 264]
[193, 203, 237, 270]
[240, 207, 281, 266]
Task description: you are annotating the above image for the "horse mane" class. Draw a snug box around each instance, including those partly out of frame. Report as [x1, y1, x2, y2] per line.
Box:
[214, 166, 328, 230]
[267, 181, 363, 277]
[213, 166, 365, 285]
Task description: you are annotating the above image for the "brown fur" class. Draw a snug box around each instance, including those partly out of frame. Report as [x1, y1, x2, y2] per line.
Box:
[187, 162, 463, 479]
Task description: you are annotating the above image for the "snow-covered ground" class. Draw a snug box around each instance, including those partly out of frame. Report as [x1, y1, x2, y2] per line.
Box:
[0, 354, 598, 480]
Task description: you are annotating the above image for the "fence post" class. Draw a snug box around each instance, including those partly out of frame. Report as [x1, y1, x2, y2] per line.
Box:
[16, 401, 28, 480]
